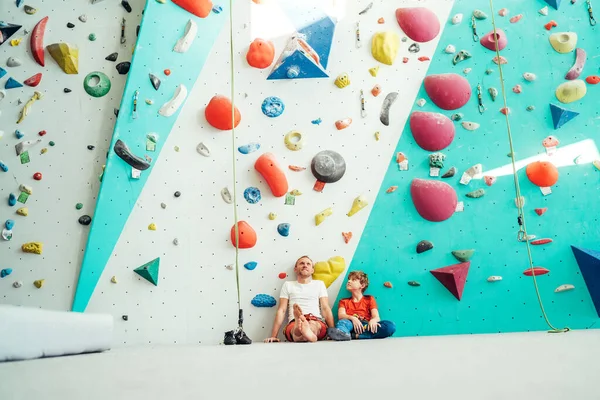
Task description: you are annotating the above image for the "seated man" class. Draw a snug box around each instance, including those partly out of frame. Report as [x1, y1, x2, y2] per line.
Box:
[264, 255, 334, 343]
[327, 271, 396, 341]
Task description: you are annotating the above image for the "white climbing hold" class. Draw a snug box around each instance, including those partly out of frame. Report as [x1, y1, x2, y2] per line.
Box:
[13, 281, 23, 288]
[451, 13, 463, 24]
[523, 72, 537, 82]
[196, 142, 210, 157]
[445, 45, 456, 54]
[79, 14, 88, 23]
[174, 19, 197, 53]
[160, 202, 167, 209]
[225, 264, 234, 270]
[221, 187, 233, 204]
[461, 121, 480, 131]
[463, 68, 471, 74]
[0, 90, 6, 102]
[416, 98, 426, 107]
[158, 84, 187, 117]
[539, 6, 548, 16]
[487, 276, 502, 282]
[173, 238, 179, 245]
[555, 284, 575, 293]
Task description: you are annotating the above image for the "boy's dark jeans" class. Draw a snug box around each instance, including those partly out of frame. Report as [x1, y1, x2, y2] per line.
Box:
[336, 319, 396, 339]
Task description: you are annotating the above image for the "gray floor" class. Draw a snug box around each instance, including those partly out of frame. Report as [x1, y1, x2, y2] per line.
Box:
[1, 330, 598, 400]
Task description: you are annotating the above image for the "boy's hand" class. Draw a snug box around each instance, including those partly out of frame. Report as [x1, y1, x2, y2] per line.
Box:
[351, 317, 364, 334]
[368, 320, 380, 333]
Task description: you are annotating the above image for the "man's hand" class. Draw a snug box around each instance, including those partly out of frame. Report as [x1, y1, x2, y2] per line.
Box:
[264, 337, 280, 343]
[368, 319, 380, 334]
[351, 317, 364, 334]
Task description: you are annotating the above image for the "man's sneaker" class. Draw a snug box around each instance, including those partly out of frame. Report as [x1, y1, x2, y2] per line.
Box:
[327, 327, 351, 341]
[224, 330, 236, 345]
[235, 329, 252, 345]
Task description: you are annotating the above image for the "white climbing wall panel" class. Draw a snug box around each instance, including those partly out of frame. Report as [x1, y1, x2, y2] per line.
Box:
[1, 0, 455, 346]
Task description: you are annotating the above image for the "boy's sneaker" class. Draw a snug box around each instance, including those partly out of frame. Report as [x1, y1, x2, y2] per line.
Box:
[327, 327, 351, 341]
[224, 330, 236, 345]
[235, 329, 252, 345]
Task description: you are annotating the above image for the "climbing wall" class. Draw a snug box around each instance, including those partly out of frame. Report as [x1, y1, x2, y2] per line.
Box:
[335, 0, 600, 335]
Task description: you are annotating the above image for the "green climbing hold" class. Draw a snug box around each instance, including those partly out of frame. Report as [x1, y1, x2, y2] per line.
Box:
[49, 141, 55, 146]
[408, 280, 421, 287]
[76, 203, 83, 210]
[88, 33, 96, 41]
[83, 72, 111, 98]
[466, 189, 485, 198]
[452, 249, 475, 262]
[133, 257, 160, 286]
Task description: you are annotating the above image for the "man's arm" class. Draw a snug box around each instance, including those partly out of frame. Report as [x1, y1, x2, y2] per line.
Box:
[319, 297, 335, 327]
[265, 298, 288, 342]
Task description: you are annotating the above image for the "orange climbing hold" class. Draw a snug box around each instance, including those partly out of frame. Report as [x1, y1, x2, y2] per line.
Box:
[205, 95, 241, 130]
[230, 221, 257, 249]
[246, 38, 275, 69]
[342, 232, 353, 244]
[254, 153, 288, 197]
[418, 56, 430, 62]
[386, 186, 398, 193]
[586, 76, 600, 84]
[164, 69, 171, 76]
[535, 207, 548, 216]
[172, 0, 213, 18]
[378, 17, 385, 24]
[335, 118, 352, 130]
[288, 165, 306, 172]
[544, 20, 558, 30]
[526, 161, 559, 187]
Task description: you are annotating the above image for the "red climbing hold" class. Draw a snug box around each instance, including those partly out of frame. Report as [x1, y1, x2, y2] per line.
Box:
[30, 16, 49, 67]
[534, 207, 548, 216]
[246, 38, 275, 69]
[24, 73, 42, 87]
[33, 172, 42, 180]
[531, 238, 553, 245]
[230, 221, 257, 249]
[526, 161, 559, 187]
[544, 20, 558, 30]
[424, 73, 471, 110]
[278, 272, 287, 279]
[38, 130, 47, 136]
[164, 69, 171, 76]
[402, 57, 409, 63]
[171, 0, 213, 18]
[395, 7, 440, 43]
[523, 267, 549, 276]
[342, 232, 353, 244]
[409, 111, 455, 151]
[418, 56, 430, 62]
[430, 261, 470, 300]
[205, 95, 241, 130]
[410, 178, 458, 222]
[254, 153, 288, 197]
[586, 76, 600, 84]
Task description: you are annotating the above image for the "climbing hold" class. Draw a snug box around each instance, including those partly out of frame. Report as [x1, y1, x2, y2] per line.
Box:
[284, 131, 303, 151]
[105, 52, 118, 62]
[6, 56, 22, 67]
[500, 107, 510, 115]
[509, 14, 523, 23]
[484, 176, 496, 186]
[555, 284, 575, 293]
[83, 72, 111, 98]
[244, 262, 258, 271]
[164, 69, 171, 76]
[544, 0, 562, 10]
[416, 99, 426, 107]
[173, 19, 197, 54]
[445, 45, 456, 54]
[369, 66, 379, 77]
[535, 208, 548, 216]
[313, 256, 345, 288]
[441, 167, 457, 178]
[64, 88, 72, 93]
[512, 85, 522, 94]
[205, 95, 241, 130]
[416, 240, 433, 254]
[424, 74, 471, 110]
[480, 29, 507, 51]
[466, 189, 485, 198]
[23, 5, 37, 14]
[347, 195, 368, 217]
[220, 187, 232, 204]
[75, 203, 84, 210]
[549, 32, 577, 53]
[371, 84, 382, 97]
[544, 20, 558, 31]
[335, 118, 352, 130]
[159, 84, 187, 117]
[238, 143, 260, 154]
[149, 74, 161, 90]
[148, 223, 156, 231]
[78, 215, 92, 226]
[523, 72, 536, 82]
[134, 258, 160, 286]
[385, 186, 398, 194]
[430, 261, 470, 300]
[549, 103, 579, 129]
[88, 33, 96, 41]
[371, 31, 400, 65]
[1, 227, 12, 240]
[261, 96, 285, 118]
[487, 276, 502, 282]
[5, 77, 23, 89]
[498, 8, 509, 16]
[409, 112, 455, 151]
[523, 267, 550, 276]
[114, 139, 150, 171]
[452, 50, 471, 65]
[408, 43, 420, 53]
[383, 282, 393, 288]
[461, 122, 480, 131]
[334, 73, 350, 88]
[5, 220, 14, 230]
[428, 152, 446, 169]
[47, 43, 79, 74]
[526, 161, 559, 187]
[408, 281, 421, 287]
[492, 56, 508, 65]
[116, 61, 130, 75]
[173, 238, 179, 246]
[531, 238, 553, 246]
[410, 178, 458, 222]
[526, 105, 535, 112]
[196, 142, 210, 157]
[8, 193, 17, 207]
[315, 208, 333, 226]
[473, 10, 487, 19]
[231, 221, 257, 249]
[395, 7, 440, 43]
[121, 0, 132, 12]
[246, 38, 274, 69]
[243, 187, 261, 204]
[22, 242, 42, 254]
[33, 172, 42, 180]
[451, 249, 475, 262]
[451, 13, 463, 24]
[556, 80, 586, 103]
[110, 276, 117, 284]
[16, 91, 42, 124]
[311, 150, 346, 186]
[174, 191, 181, 198]
[0, 161, 7, 172]
[278, 272, 287, 279]
[565, 48, 586, 80]
[586, 76, 600, 84]
[79, 15, 87, 22]
[378, 17, 384, 24]
[277, 223, 290, 237]
[33, 279, 44, 288]
[0, 269, 12, 278]
[542, 136, 560, 148]
[254, 153, 288, 197]
[451, 113, 463, 121]
[30, 16, 48, 66]
[13, 281, 22, 288]
[23, 73, 42, 87]
[251, 294, 276, 308]
[342, 232, 352, 244]
[67, 22, 75, 29]
[172, 0, 213, 18]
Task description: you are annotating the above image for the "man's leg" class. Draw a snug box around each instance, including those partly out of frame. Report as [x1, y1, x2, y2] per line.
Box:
[291, 304, 318, 342]
[357, 320, 396, 339]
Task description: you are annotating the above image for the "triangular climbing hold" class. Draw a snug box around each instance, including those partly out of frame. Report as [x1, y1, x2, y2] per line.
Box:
[571, 246, 600, 317]
[133, 257, 160, 286]
[268, 46, 329, 80]
[5, 77, 23, 89]
[0, 67, 6, 79]
[430, 261, 470, 300]
[0, 22, 22, 47]
[550, 103, 578, 129]
[544, 0, 562, 10]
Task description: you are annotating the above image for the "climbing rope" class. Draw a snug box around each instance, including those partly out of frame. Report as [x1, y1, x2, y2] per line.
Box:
[487, 0, 569, 333]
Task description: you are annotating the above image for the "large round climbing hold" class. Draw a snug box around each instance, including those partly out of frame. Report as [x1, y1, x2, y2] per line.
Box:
[410, 178, 458, 222]
[172, 0, 213, 18]
[480, 29, 508, 51]
[371, 31, 400, 65]
[409, 111, 455, 151]
[526, 161, 559, 187]
[230, 220, 257, 249]
[246, 38, 275, 69]
[549, 32, 577, 53]
[83, 72, 111, 98]
[205, 95, 241, 130]
[395, 7, 440, 43]
[261, 96, 285, 118]
[555, 80, 587, 104]
[311, 150, 346, 184]
[424, 73, 471, 110]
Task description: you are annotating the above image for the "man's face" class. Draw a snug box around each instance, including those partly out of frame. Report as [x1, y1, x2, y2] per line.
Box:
[346, 277, 364, 292]
[294, 257, 314, 278]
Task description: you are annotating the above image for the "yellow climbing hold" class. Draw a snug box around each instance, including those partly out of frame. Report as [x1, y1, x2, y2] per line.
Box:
[549, 32, 577, 54]
[374, 132, 380, 141]
[16, 207, 28, 216]
[268, 212, 277, 220]
[556, 80, 587, 104]
[40, 148, 48, 154]
[313, 256, 346, 288]
[148, 223, 157, 231]
[347, 195, 369, 217]
[369, 66, 379, 77]
[334, 73, 350, 88]
[315, 207, 333, 226]
[22, 242, 43, 254]
[10, 38, 22, 46]
[47, 43, 79, 74]
[371, 31, 399, 65]
[593, 160, 600, 171]
[111, 276, 118, 283]
[290, 189, 302, 196]
[33, 279, 45, 288]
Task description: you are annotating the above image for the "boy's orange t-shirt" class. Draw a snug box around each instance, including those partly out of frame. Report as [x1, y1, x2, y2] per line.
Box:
[338, 295, 378, 321]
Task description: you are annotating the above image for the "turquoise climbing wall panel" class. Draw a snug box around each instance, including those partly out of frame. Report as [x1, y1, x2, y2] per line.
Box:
[335, 0, 600, 335]
[72, 0, 232, 312]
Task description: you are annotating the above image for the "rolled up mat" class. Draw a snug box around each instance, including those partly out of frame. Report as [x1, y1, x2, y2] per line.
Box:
[0, 305, 113, 362]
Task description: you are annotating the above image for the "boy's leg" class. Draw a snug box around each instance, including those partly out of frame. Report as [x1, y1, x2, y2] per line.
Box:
[327, 319, 352, 341]
[357, 320, 396, 339]
[336, 319, 354, 334]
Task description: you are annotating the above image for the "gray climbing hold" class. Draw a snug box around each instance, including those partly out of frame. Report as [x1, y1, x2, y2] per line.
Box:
[13, 281, 22, 288]
[160, 202, 167, 209]
[416, 240, 433, 254]
[105, 52, 118, 62]
[452, 50, 471, 65]
[380, 92, 399, 126]
[6, 57, 22, 67]
[488, 87, 498, 101]
[466, 188, 485, 198]
[451, 113, 463, 121]
[79, 15, 87, 23]
[116, 62, 131, 75]
[442, 167, 457, 178]
[311, 150, 346, 184]
[149, 73, 161, 90]
[173, 238, 179, 245]
[113, 139, 150, 170]
[408, 281, 421, 287]
[526, 105, 535, 111]
[452, 249, 475, 262]
[408, 43, 420, 53]
[220, 188, 232, 204]
[196, 142, 210, 157]
[473, 9, 487, 19]
[78, 215, 92, 225]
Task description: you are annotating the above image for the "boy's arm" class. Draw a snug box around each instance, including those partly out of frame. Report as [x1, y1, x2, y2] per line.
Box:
[370, 308, 381, 323]
[337, 306, 354, 321]
[319, 297, 335, 327]
[266, 298, 288, 341]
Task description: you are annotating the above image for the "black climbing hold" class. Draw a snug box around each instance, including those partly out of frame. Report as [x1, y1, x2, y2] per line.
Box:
[67, 22, 75, 28]
[416, 240, 433, 254]
[114, 108, 119, 117]
[122, 315, 129, 321]
[105, 52, 118, 62]
[136, 25, 140, 37]
[87, 145, 95, 150]
[149, 73, 161, 91]
[115, 61, 131, 75]
[114, 139, 151, 171]
[78, 215, 92, 226]
[121, 0, 132, 12]
[174, 191, 181, 198]
[64, 88, 72, 93]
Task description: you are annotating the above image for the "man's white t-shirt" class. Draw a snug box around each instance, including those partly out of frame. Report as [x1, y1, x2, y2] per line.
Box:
[280, 280, 328, 322]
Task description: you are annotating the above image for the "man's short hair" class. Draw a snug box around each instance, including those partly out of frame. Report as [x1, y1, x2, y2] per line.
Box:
[348, 271, 369, 293]
[295, 255, 313, 267]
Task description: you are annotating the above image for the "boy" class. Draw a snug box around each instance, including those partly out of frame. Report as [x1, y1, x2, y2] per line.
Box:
[327, 271, 396, 341]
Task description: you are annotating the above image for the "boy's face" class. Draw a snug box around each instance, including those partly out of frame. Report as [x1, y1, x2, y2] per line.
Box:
[294, 257, 314, 278]
[346, 277, 365, 292]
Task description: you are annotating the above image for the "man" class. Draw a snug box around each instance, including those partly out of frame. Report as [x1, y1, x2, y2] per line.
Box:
[264, 255, 334, 343]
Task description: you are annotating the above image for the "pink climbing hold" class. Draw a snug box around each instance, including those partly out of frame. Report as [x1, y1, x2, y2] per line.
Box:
[565, 48, 586, 80]
[395, 7, 440, 43]
[423, 73, 472, 111]
[409, 111, 455, 151]
[480, 29, 508, 51]
[509, 14, 523, 23]
[410, 178, 458, 222]
[484, 176, 496, 186]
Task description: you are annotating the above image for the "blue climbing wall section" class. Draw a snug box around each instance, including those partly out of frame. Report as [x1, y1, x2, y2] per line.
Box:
[72, 1, 231, 312]
[335, 0, 600, 335]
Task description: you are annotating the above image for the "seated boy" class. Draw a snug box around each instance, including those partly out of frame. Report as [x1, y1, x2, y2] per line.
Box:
[327, 271, 396, 341]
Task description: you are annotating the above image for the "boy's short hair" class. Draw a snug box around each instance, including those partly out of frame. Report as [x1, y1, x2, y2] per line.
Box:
[348, 270, 369, 293]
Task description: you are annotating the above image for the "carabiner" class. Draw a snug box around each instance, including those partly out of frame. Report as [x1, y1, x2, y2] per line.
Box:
[588, 0, 597, 26]
[477, 84, 486, 114]
[471, 15, 479, 41]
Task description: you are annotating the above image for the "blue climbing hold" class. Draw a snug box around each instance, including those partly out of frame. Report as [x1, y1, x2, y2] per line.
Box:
[15, 130, 24, 139]
[544, 0, 561, 10]
[238, 142, 260, 154]
[311, 118, 322, 125]
[8, 193, 17, 206]
[16, 0, 24, 7]
[212, 5, 222, 14]
[277, 223, 290, 237]
[571, 246, 600, 317]
[0, 67, 6, 79]
[0, 161, 7, 172]
[550, 103, 578, 130]
[5, 220, 15, 230]
[243, 187, 262, 204]
[286, 65, 300, 79]
[0, 268, 12, 278]
[261, 96, 285, 118]
[5, 77, 23, 89]
[244, 261, 258, 270]
[251, 294, 277, 307]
